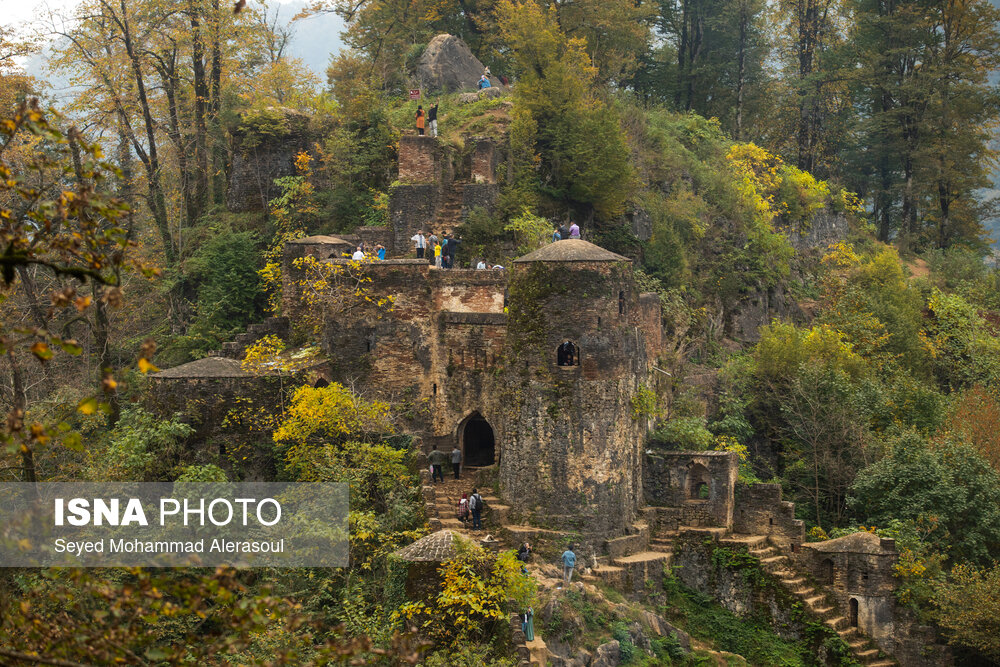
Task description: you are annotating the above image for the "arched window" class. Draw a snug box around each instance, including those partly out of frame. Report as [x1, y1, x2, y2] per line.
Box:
[849, 598, 859, 628]
[556, 340, 580, 366]
[619, 290, 626, 316]
[688, 463, 711, 500]
[461, 413, 496, 466]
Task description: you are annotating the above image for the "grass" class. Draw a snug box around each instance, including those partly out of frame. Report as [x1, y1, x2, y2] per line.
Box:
[658, 576, 812, 667]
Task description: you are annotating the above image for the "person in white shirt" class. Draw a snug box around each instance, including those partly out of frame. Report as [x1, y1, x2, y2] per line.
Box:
[411, 231, 427, 258]
[352, 247, 365, 260]
[476, 260, 486, 270]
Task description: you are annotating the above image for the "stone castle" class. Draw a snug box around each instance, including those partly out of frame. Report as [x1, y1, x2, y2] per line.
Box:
[152, 97, 951, 666]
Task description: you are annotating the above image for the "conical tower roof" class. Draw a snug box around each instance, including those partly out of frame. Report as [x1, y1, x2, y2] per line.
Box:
[513, 239, 629, 263]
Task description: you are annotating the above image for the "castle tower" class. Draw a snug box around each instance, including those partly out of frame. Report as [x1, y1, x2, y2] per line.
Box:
[498, 240, 647, 542]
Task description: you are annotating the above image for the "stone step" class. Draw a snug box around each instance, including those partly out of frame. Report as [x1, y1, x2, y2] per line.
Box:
[611, 551, 673, 593]
[825, 617, 849, 631]
[866, 662, 895, 667]
[719, 534, 769, 549]
[804, 595, 825, 606]
[760, 556, 786, 566]
[814, 606, 834, 615]
[838, 627, 860, 641]
[750, 547, 776, 558]
[679, 526, 727, 537]
[605, 533, 647, 559]
[856, 648, 881, 660]
[780, 577, 805, 587]
[794, 587, 814, 596]
[589, 565, 626, 590]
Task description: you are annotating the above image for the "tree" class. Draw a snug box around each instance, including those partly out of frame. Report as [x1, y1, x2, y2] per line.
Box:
[848, 431, 1000, 565]
[934, 563, 1000, 659]
[496, 0, 635, 219]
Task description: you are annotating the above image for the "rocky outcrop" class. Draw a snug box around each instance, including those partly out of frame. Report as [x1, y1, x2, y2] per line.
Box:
[415, 34, 489, 93]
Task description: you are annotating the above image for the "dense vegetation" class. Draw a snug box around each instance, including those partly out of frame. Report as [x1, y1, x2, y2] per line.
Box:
[1, 0, 1000, 662]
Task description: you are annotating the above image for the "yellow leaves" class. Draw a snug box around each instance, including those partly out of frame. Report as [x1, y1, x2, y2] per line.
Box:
[30, 341, 52, 361]
[137, 357, 159, 374]
[241, 335, 287, 372]
[77, 396, 99, 415]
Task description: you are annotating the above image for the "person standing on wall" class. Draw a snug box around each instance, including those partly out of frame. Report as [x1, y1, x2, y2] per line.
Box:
[375, 243, 386, 261]
[411, 230, 426, 259]
[451, 444, 462, 479]
[433, 240, 443, 268]
[427, 230, 439, 262]
[428, 445, 447, 483]
[415, 105, 425, 135]
[428, 100, 439, 138]
[470, 488, 484, 530]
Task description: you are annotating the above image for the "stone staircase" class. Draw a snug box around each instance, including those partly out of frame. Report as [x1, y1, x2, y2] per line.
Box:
[720, 534, 896, 667]
[584, 522, 675, 594]
[210, 316, 290, 359]
[436, 181, 466, 233]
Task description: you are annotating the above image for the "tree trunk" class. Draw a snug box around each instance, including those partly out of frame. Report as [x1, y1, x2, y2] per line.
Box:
[7, 350, 37, 484]
[119, 0, 175, 264]
[189, 0, 210, 217]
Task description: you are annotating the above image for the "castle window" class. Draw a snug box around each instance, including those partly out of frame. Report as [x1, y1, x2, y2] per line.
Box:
[821, 558, 834, 585]
[688, 463, 711, 501]
[556, 340, 580, 367]
[433, 383, 438, 395]
[849, 598, 859, 628]
[597, 316, 601, 329]
[619, 291, 626, 316]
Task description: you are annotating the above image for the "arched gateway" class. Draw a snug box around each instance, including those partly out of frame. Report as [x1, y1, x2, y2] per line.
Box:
[460, 413, 496, 466]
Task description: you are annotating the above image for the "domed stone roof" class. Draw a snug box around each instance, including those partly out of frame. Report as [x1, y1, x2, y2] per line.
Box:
[513, 239, 629, 263]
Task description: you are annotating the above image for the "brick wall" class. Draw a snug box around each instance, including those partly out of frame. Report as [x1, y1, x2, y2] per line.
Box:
[733, 483, 805, 549]
[398, 135, 442, 183]
[643, 451, 737, 529]
[469, 136, 498, 183]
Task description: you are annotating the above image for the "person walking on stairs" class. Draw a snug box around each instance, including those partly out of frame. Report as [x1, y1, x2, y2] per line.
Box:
[457, 493, 469, 525]
[470, 488, 484, 530]
[428, 445, 447, 483]
[560, 544, 577, 587]
[522, 607, 534, 641]
[451, 445, 462, 479]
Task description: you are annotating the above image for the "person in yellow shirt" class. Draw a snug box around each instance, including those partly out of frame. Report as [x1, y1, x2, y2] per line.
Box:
[433, 242, 442, 267]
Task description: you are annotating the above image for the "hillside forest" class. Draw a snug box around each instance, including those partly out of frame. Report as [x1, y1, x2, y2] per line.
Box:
[1, 0, 1000, 664]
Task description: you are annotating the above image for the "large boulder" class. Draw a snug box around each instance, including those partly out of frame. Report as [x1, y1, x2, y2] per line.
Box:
[416, 34, 488, 92]
[591, 641, 621, 667]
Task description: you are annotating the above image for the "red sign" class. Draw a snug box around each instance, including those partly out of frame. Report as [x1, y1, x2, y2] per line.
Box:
[408, 89, 421, 100]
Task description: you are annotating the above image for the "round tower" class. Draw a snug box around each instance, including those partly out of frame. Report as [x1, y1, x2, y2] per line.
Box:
[497, 239, 647, 542]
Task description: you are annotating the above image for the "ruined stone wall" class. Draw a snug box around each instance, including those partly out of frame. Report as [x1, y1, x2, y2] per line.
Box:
[733, 483, 805, 550]
[226, 108, 311, 213]
[636, 293, 664, 362]
[469, 136, 499, 184]
[390, 184, 440, 255]
[296, 259, 510, 451]
[398, 135, 445, 183]
[498, 260, 648, 544]
[643, 451, 737, 530]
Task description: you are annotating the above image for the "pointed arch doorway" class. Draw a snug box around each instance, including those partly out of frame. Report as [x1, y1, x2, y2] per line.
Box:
[460, 412, 496, 467]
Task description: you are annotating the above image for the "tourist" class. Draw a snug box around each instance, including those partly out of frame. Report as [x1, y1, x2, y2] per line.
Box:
[451, 445, 462, 479]
[560, 544, 577, 587]
[478, 75, 491, 90]
[428, 445, 447, 483]
[375, 243, 386, 261]
[517, 541, 533, 563]
[557, 222, 568, 240]
[522, 607, 534, 641]
[445, 235, 461, 268]
[476, 259, 487, 270]
[428, 231, 439, 258]
[352, 246, 365, 261]
[428, 100, 439, 137]
[457, 493, 469, 525]
[568, 221, 581, 238]
[552, 226, 562, 242]
[415, 105, 425, 135]
[411, 230, 427, 259]
[484, 65, 491, 78]
[470, 487, 484, 530]
[433, 241, 442, 267]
